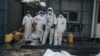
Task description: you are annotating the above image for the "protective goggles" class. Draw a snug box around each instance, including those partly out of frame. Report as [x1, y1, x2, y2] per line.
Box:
[48, 9, 52, 11]
[40, 12, 44, 14]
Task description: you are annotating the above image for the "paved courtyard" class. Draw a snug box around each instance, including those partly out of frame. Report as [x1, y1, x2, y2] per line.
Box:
[1, 41, 100, 56]
[5, 49, 45, 56]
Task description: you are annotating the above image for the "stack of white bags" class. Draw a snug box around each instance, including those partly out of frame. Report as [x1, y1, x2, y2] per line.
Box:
[96, 53, 100, 56]
[43, 49, 76, 56]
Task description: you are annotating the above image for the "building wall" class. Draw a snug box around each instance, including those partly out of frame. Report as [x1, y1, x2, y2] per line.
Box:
[95, 1, 100, 38]
[0, 0, 8, 43]
[51, 0, 92, 24]
[96, 24, 100, 38]
[92, 0, 100, 38]
[7, 0, 22, 33]
[91, 0, 97, 38]
[50, 0, 93, 38]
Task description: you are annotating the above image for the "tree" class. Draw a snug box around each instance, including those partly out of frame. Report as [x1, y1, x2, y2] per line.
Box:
[26, 1, 45, 11]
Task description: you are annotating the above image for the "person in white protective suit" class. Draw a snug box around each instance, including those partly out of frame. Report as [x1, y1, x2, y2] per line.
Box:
[42, 7, 57, 45]
[54, 14, 66, 46]
[33, 11, 45, 43]
[22, 11, 33, 41]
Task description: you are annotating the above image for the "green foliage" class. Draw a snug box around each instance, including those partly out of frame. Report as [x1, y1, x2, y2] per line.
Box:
[26, 1, 45, 11]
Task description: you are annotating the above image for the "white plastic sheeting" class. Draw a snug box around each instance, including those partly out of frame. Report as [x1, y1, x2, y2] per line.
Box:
[43, 49, 55, 56]
[43, 49, 76, 56]
[22, 0, 35, 2]
[40, 2, 46, 7]
[96, 53, 100, 56]
[22, 0, 46, 7]
[61, 51, 73, 56]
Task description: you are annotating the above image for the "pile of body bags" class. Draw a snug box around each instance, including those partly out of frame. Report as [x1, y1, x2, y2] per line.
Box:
[43, 49, 76, 56]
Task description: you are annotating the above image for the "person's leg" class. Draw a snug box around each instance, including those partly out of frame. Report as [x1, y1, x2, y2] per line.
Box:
[24, 31, 28, 41]
[36, 28, 41, 42]
[39, 29, 43, 42]
[54, 29, 58, 46]
[36, 25, 40, 38]
[49, 28, 54, 45]
[42, 28, 49, 45]
[28, 27, 33, 41]
[58, 31, 63, 45]
[28, 33, 32, 41]
[26, 24, 33, 41]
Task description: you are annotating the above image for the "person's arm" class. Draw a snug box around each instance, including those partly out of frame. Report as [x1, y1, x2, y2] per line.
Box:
[32, 17, 37, 28]
[43, 15, 46, 30]
[19, 16, 26, 32]
[63, 19, 67, 31]
[33, 16, 37, 23]
[51, 14, 57, 28]
[31, 17, 34, 23]
[22, 16, 26, 29]
[53, 14, 57, 25]
[43, 15, 46, 25]
[22, 16, 26, 26]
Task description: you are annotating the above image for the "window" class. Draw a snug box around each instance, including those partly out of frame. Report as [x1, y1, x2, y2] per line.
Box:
[69, 11, 78, 21]
[67, 24, 83, 32]
[63, 13, 68, 19]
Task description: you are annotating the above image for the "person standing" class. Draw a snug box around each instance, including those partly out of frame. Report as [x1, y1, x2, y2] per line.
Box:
[54, 14, 66, 46]
[42, 7, 57, 45]
[33, 11, 45, 43]
[22, 11, 33, 41]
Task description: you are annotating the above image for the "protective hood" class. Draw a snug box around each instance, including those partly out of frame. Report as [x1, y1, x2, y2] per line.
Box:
[38, 11, 44, 16]
[47, 7, 54, 14]
[58, 14, 65, 19]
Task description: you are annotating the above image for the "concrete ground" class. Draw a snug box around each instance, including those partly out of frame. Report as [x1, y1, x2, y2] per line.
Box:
[0, 41, 99, 56]
[0, 45, 5, 56]
[2, 32, 100, 56]
[5, 49, 45, 56]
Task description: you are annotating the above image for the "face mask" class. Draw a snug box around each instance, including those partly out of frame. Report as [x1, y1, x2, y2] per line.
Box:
[59, 14, 63, 18]
[27, 14, 31, 17]
[48, 11, 52, 14]
[40, 14, 43, 16]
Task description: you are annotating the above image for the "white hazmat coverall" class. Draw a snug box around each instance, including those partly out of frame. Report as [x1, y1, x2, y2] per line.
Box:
[33, 11, 45, 42]
[22, 14, 33, 41]
[42, 7, 57, 45]
[54, 14, 66, 46]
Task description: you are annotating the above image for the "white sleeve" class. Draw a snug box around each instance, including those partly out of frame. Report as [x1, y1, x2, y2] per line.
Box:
[31, 17, 34, 24]
[43, 15, 47, 25]
[33, 16, 37, 23]
[53, 14, 57, 25]
[22, 16, 26, 25]
[64, 19, 67, 31]
[56, 18, 58, 25]
[42, 18, 46, 25]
